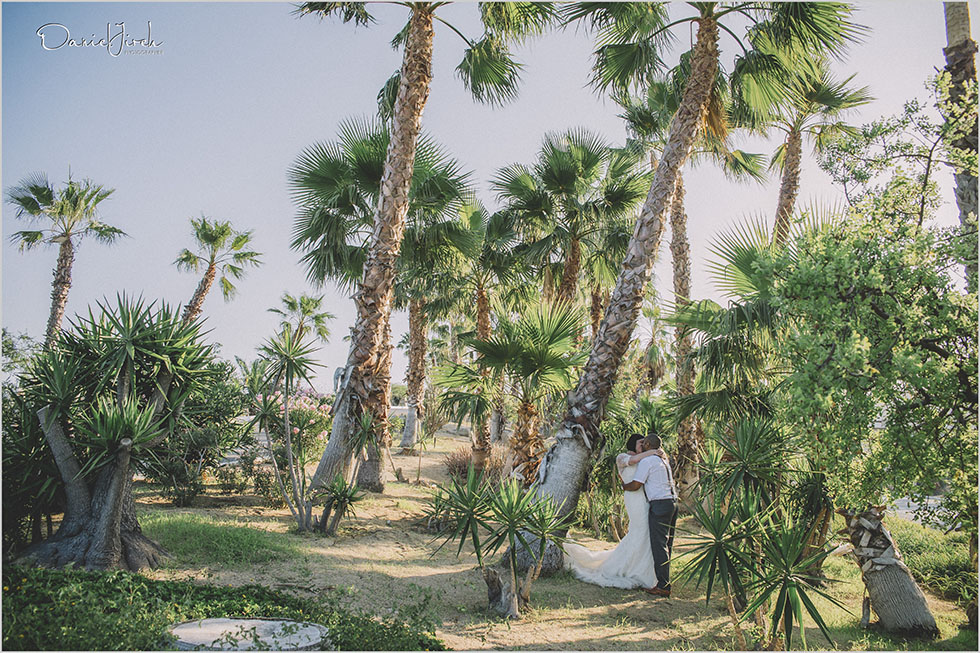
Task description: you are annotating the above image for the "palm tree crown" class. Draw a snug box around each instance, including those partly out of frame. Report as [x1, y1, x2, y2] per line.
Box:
[268, 292, 336, 343]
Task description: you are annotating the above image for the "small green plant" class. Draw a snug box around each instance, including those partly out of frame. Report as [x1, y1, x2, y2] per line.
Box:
[317, 474, 364, 536]
[214, 464, 250, 495]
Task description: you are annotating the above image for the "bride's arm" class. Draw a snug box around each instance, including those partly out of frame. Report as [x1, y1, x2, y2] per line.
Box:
[625, 448, 665, 465]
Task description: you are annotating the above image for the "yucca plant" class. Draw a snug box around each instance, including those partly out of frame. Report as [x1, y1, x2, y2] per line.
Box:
[317, 473, 364, 536]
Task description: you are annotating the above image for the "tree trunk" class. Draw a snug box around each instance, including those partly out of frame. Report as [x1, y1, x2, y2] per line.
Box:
[472, 286, 492, 473]
[839, 507, 939, 638]
[557, 238, 581, 303]
[509, 401, 541, 484]
[44, 237, 75, 347]
[399, 299, 428, 451]
[181, 262, 217, 324]
[589, 283, 603, 343]
[669, 172, 699, 507]
[772, 127, 803, 247]
[357, 312, 393, 493]
[943, 2, 978, 290]
[311, 6, 434, 491]
[533, 17, 719, 555]
[19, 415, 166, 571]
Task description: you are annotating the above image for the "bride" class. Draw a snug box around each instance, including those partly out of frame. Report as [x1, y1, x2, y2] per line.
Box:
[563, 434, 664, 589]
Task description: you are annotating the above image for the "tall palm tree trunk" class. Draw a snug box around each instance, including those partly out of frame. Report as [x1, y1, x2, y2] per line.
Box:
[589, 284, 603, 342]
[943, 2, 978, 289]
[669, 172, 699, 506]
[399, 299, 428, 451]
[557, 238, 582, 303]
[181, 263, 217, 324]
[44, 238, 76, 347]
[357, 312, 393, 493]
[772, 128, 803, 246]
[312, 6, 434, 490]
[534, 16, 719, 536]
[472, 286, 493, 472]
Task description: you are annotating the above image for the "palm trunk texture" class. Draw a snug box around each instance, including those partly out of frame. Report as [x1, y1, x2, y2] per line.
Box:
[181, 263, 217, 324]
[399, 299, 428, 451]
[357, 313, 393, 492]
[533, 18, 719, 547]
[839, 507, 939, 637]
[943, 2, 978, 289]
[772, 128, 803, 246]
[471, 286, 493, 472]
[589, 284, 603, 342]
[557, 238, 581, 303]
[510, 401, 541, 485]
[44, 238, 75, 347]
[669, 172, 699, 506]
[312, 6, 434, 491]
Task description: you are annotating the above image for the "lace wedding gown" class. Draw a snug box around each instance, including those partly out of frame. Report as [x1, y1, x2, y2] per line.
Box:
[563, 454, 657, 589]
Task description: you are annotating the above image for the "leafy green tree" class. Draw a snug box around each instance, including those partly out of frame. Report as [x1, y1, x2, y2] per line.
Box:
[2, 329, 38, 376]
[175, 216, 262, 324]
[6, 173, 125, 346]
[15, 295, 213, 570]
[268, 292, 335, 343]
[297, 1, 557, 489]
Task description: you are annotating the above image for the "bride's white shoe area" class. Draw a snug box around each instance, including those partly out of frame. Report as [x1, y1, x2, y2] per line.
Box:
[563, 455, 657, 589]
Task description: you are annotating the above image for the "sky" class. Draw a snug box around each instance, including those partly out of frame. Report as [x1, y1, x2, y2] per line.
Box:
[2, 0, 976, 390]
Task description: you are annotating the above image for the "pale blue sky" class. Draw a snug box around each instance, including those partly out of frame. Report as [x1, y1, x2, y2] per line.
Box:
[2, 1, 974, 389]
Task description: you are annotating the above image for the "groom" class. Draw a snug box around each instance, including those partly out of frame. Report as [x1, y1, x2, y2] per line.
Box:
[621, 433, 678, 598]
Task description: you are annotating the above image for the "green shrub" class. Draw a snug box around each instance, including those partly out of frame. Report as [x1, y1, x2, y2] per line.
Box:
[886, 517, 977, 606]
[140, 511, 298, 567]
[1, 566, 445, 651]
[214, 465, 250, 495]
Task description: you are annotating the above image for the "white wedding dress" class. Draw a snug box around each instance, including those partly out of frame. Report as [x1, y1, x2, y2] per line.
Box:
[563, 454, 658, 589]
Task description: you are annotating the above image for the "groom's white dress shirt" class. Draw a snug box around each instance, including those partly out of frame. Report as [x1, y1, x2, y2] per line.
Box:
[633, 455, 676, 501]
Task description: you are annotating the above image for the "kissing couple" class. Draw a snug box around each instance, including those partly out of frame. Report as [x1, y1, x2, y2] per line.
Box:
[563, 433, 679, 597]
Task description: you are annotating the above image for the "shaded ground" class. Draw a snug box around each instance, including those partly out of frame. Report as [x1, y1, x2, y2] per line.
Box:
[138, 428, 975, 651]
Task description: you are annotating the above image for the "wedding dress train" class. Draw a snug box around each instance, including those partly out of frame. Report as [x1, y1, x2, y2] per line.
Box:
[562, 454, 657, 589]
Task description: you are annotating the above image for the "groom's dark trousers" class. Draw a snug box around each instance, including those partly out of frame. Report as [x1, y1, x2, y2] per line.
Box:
[648, 499, 679, 590]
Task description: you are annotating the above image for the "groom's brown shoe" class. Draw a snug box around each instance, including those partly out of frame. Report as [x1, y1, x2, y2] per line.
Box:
[643, 586, 671, 598]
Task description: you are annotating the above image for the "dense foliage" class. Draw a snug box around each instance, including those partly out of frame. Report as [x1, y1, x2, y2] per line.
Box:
[1, 566, 444, 651]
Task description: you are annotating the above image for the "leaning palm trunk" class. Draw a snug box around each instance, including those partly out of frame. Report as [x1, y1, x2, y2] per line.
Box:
[772, 128, 803, 247]
[839, 506, 939, 637]
[669, 173, 699, 506]
[311, 7, 434, 491]
[181, 262, 217, 324]
[557, 238, 581, 303]
[943, 2, 978, 288]
[532, 17, 719, 560]
[399, 299, 428, 452]
[44, 238, 75, 347]
[471, 286, 493, 473]
[357, 313, 394, 492]
[589, 284, 604, 342]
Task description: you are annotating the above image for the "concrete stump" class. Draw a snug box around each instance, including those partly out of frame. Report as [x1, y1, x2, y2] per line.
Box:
[169, 618, 330, 650]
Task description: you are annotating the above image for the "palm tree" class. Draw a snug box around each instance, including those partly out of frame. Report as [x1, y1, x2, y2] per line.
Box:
[494, 130, 649, 304]
[258, 327, 323, 531]
[268, 292, 335, 343]
[530, 1, 862, 538]
[767, 62, 872, 244]
[297, 2, 556, 490]
[175, 216, 262, 324]
[618, 74, 768, 505]
[6, 173, 125, 347]
[441, 302, 586, 484]
[289, 117, 471, 490]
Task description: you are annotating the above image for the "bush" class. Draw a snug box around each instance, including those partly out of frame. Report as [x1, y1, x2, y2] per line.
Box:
[214, 464, 250, 495]
[390, 383, 408, 407]
[1, 566, 445, 651]
[253, 469, 288, 508]
[443, 446, 505, 486]
[886, 517, 978, 606]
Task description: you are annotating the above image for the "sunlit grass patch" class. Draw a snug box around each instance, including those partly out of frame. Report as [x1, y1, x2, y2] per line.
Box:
[141, 510, 302, 567]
